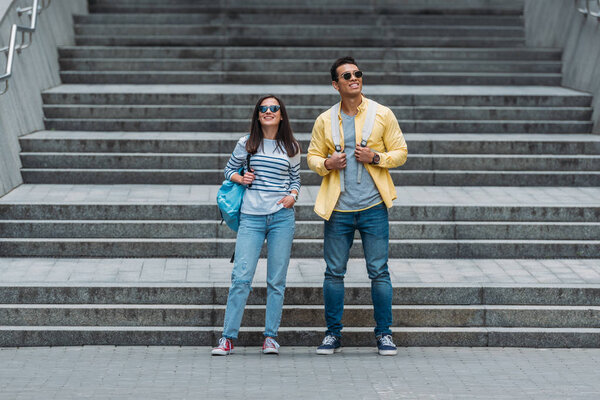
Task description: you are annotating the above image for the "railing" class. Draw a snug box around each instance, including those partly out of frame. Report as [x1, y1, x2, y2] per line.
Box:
[575, 0, 600, 19]
[0, 0, 51, 96]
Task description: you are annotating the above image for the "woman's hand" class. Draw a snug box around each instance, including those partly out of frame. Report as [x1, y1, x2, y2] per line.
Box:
[277, 195, 296, 209]
[241, 171, 255, 185]
[231, 172, 254, 185]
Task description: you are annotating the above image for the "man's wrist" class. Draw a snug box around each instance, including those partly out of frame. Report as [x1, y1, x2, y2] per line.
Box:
[324, 158, 331, 170]
[370, 152, 380, 165]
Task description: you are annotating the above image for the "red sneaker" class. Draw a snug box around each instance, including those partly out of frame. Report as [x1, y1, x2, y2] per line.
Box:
[262, 337, 280, 355]
[211, 337, 234, 356]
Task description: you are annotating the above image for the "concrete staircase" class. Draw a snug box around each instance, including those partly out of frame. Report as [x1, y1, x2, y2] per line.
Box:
[25, 88, 599, 186]
[1, 0, 600, 346]
[1, 283, 599, 347]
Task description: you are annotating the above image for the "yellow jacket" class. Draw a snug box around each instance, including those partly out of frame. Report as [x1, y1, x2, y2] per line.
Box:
[307, 96, 408, 220]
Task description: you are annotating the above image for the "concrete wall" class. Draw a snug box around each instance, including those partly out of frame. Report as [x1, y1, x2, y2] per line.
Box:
[0, 0, 87, 197]
[525, 0, 600, 133]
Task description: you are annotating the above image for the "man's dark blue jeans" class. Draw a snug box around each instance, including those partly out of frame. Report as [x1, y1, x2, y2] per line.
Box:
[323, 202, 393, 338]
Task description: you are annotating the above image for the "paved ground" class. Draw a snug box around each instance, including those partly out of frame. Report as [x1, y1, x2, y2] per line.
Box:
[0, 346, 599, 399]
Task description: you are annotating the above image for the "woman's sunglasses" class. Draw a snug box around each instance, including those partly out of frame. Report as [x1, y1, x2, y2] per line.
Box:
[338, 70, 363, 80]
[258, 105, 281, 113]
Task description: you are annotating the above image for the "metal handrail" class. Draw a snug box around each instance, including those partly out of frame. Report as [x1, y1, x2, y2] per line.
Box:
[0, 0, 51, 95]
[575, 0, 600, 19]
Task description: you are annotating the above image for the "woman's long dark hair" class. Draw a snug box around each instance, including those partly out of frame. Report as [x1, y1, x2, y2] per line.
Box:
[246, 95, 300, 157]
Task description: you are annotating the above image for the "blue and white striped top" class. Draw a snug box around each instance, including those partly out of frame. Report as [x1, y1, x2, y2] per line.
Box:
[225, 135, 301, 215]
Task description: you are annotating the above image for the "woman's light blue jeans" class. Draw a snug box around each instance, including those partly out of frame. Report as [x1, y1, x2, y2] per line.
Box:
[323, 203, 393, 338]
[222, 207, 295, 340]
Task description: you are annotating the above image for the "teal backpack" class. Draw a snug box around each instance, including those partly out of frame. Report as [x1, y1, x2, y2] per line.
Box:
[217, 154, 251, 232]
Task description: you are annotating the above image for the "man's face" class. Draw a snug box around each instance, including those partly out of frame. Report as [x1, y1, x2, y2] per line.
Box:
[332, 63, 362, 96]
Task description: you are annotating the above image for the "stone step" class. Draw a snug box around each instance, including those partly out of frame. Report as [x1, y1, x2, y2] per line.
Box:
[59, 71, 561, 86]
[3, 220, 599, 240]
[43, 118, 592, 134]
[20, 168, 600, 186]
[20, 153, 600, 171]
[74, 24, 525, 38]
[1, 304, 598, 328]
[41, 105, 591, 121]
[2, 285, 598, 306]
[40, 88, 593, 107]
[0, 238, 598, 258]
[1, 326, 598, 347]
[58, 59, 560, 74]
[75, 35, 525, 48]
[73, 13, 525, 26]
[58, 46, 561, 61]
[2, 202, 597, 223]
[20, 132, 600, 155]
[86, 0, 525, 16]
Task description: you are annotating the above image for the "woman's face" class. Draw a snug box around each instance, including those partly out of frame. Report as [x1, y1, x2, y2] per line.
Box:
[258, 98, 282, 129]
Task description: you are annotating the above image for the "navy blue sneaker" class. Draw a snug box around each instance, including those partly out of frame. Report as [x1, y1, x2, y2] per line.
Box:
[377, 335, 398, 356]
[316, 335, 342, 355]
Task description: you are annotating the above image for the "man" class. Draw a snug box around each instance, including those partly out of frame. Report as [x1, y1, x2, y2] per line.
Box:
[307, 56, 408, 356]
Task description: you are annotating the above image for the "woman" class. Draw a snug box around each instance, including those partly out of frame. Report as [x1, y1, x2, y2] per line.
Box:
[212, 95, 301, 356]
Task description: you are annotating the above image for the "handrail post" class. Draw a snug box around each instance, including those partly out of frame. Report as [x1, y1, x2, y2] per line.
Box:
[5, 25, 18, 78]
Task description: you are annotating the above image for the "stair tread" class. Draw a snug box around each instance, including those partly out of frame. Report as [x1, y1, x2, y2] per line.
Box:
[2, 184, 600, 205]
[60, 71, 562, 77]
[2, 326, 600, 332]
[20, 131, 600, 142]
[21, 153, 600, 158]
[3, 220, 599, 225]
[20, 168, 600, 175]
[2, 238, 599, 243]
[58, 45, 563, 54]
[42, 84, 591, 96]
[2, 304, 599, 310]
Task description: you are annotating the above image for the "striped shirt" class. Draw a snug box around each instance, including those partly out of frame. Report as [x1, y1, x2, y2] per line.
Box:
[225, 135, 301, 215]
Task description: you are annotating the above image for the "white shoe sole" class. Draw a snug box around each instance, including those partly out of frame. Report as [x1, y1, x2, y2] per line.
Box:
[316, 347, 342, 355]
[211, 349, 233, 356]
[263, 348, 279, 355]
[378, 349, 397, 356]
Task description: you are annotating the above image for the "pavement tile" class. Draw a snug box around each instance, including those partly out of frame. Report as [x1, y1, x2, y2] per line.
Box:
[3, 346, 598, 399]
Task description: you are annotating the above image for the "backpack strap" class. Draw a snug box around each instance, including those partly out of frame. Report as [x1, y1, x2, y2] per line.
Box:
[357, 98, 379, 184]
[245, 153, 252, 188]
[329, 102, 345, 192]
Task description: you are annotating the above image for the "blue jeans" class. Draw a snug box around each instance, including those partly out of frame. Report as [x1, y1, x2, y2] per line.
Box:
[323, 203, 393, 338]
[222, 207, 295, 339]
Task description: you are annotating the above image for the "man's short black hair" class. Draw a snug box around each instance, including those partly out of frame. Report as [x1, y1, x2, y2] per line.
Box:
[331, 56, 358, 81]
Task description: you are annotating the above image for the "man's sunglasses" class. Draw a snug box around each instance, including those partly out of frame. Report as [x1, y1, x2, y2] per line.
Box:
[258, 105, 281, 113]
[338, 70, 363, 81]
